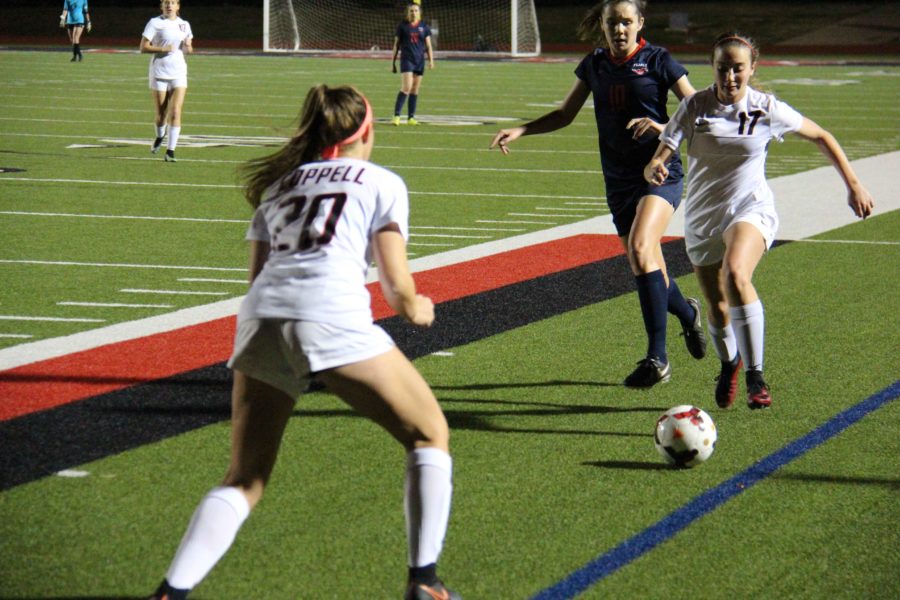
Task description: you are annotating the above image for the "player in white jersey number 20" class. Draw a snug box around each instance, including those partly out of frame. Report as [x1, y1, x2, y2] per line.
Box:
[148, 85, 462, 600]
[645, 32, 874, 411]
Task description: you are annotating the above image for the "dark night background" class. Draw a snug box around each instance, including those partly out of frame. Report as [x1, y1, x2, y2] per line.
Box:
[1, 1, 897, 53]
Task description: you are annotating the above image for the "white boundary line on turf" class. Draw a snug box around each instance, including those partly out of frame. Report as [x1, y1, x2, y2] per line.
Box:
[0, 180, 601, 200]
[0, 152, 897, 371]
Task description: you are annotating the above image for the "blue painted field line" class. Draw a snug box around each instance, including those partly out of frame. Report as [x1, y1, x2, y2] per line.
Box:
[532, 380, 900, 600]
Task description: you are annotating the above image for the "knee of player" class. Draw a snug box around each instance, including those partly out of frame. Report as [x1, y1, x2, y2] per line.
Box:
[723, 262, 755, 294]
[628, 237, 657, 268]
[406, 414, 450, 452]
[221, 473, 267, 508]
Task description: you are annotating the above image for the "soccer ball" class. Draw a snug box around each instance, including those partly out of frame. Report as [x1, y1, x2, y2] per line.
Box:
[654, 405, 717, 467]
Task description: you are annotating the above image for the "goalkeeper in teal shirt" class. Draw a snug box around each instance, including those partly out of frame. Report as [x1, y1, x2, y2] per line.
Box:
[59, 0, 91, 62]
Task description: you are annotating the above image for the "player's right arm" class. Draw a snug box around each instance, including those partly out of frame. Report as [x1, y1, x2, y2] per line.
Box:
[373, 223, 434, 327]
[490, 79, 590, 154]
[140, 36, 174, 53]
[644, 143, 675, 186]
[391, 36, 400, 72]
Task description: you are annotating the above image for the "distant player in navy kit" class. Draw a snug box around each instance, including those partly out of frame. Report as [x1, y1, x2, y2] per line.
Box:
[645, 32, 874, 409]
[391, 2, 434, 126]
[148, 85, 461, 600]
[59, 0, 91, 62]
[491, 0, 706, 388]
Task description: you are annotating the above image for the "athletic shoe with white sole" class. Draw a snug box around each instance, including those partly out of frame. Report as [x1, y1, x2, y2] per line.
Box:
[623, 357, 671, 388]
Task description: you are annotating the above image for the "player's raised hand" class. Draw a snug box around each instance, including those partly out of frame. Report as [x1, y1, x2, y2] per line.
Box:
[627, 117, 662, 140]
[490, 126, 526, 155]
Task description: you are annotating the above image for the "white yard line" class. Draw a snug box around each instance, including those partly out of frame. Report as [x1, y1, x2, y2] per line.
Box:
[0, 152, 896, 371]
[120, 289, 231, 296]
[0, 259, 244, 271]
[58, 302, 175, 308]
[0, 315, 106, 323]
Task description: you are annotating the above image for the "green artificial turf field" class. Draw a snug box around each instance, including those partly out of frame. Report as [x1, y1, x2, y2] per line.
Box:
[0, 50, 898, 598]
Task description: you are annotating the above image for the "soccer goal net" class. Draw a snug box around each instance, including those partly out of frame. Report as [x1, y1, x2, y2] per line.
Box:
[263, 0, 540, 57]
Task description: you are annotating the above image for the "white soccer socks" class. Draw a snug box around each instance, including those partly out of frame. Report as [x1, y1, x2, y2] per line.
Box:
[730, 300, 765, 372]
[167, 126, 181, 152]
[404, 447, 453, 569]
[707, 318, 738, 364]
[165, 486, 250, 590]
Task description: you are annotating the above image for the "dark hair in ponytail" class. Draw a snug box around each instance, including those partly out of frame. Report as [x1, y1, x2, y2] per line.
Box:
[242, 84, 368, 208]
[577, 0, 647, 46]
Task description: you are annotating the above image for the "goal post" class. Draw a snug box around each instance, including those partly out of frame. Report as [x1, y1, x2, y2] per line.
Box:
[263, 0, 540, 57]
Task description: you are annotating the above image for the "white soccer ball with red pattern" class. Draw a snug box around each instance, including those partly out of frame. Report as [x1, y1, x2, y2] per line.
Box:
[654, 405, 717, 467]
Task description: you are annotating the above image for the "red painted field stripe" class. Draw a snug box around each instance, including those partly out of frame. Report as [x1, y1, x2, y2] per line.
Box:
[0, 234, 624, 421]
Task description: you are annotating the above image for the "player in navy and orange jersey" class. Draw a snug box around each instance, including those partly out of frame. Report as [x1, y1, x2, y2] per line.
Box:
[147, 85, 460, 600]
[59, 0, 91, 62]
[491, 0, 706, 388]
[391, 2, 434, 126]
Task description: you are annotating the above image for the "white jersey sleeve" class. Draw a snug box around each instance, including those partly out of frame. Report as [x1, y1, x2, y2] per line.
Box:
[768, 97, 804, 141]
[660, 95, 694, 151]
[246, 205, 270, 243]
[370, 171, 409, 240]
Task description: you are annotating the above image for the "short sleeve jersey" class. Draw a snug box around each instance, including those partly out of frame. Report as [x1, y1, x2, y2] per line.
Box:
[575, 39, 688, 186]
[241, 158, 410, 328]
[142, 16, 193, 80]
[660, 85, 804, 233]
[63, 0, 88, 25]
[396, 20, 431, 65]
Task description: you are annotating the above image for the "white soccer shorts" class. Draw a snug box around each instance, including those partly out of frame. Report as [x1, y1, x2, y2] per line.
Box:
[228, 318, 395, 398]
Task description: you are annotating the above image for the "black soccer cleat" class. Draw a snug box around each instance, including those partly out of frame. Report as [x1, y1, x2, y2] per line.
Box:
[623, 356, 671, 388]
[148, 579, 189, 600]
[405, 580, 462, 600]
[714, 356, 742, 409]
[681, 297, 708, 359]
[151, 137, 164, 154]
[746, 369, 772, 409]
[164, 149, 177, 162]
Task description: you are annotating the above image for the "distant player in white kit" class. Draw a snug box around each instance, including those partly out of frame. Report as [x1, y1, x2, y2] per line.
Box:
[140, 0, 193, 162]
[644, 32, 874, 409]
[148, 85, 461, 600]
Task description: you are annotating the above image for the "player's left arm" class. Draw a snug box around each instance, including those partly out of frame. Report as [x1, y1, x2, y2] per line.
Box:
[84, 7, 91, 32]
[182, 31, 193, 53]
[793, 117, 874, 219]
[425, 35, 434, 69]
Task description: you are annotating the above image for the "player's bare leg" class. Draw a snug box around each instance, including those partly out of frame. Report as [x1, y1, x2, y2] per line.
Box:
[722, 223, 770, 408]
[151, 372, 295, 599]
[319, 348, 457, 599]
